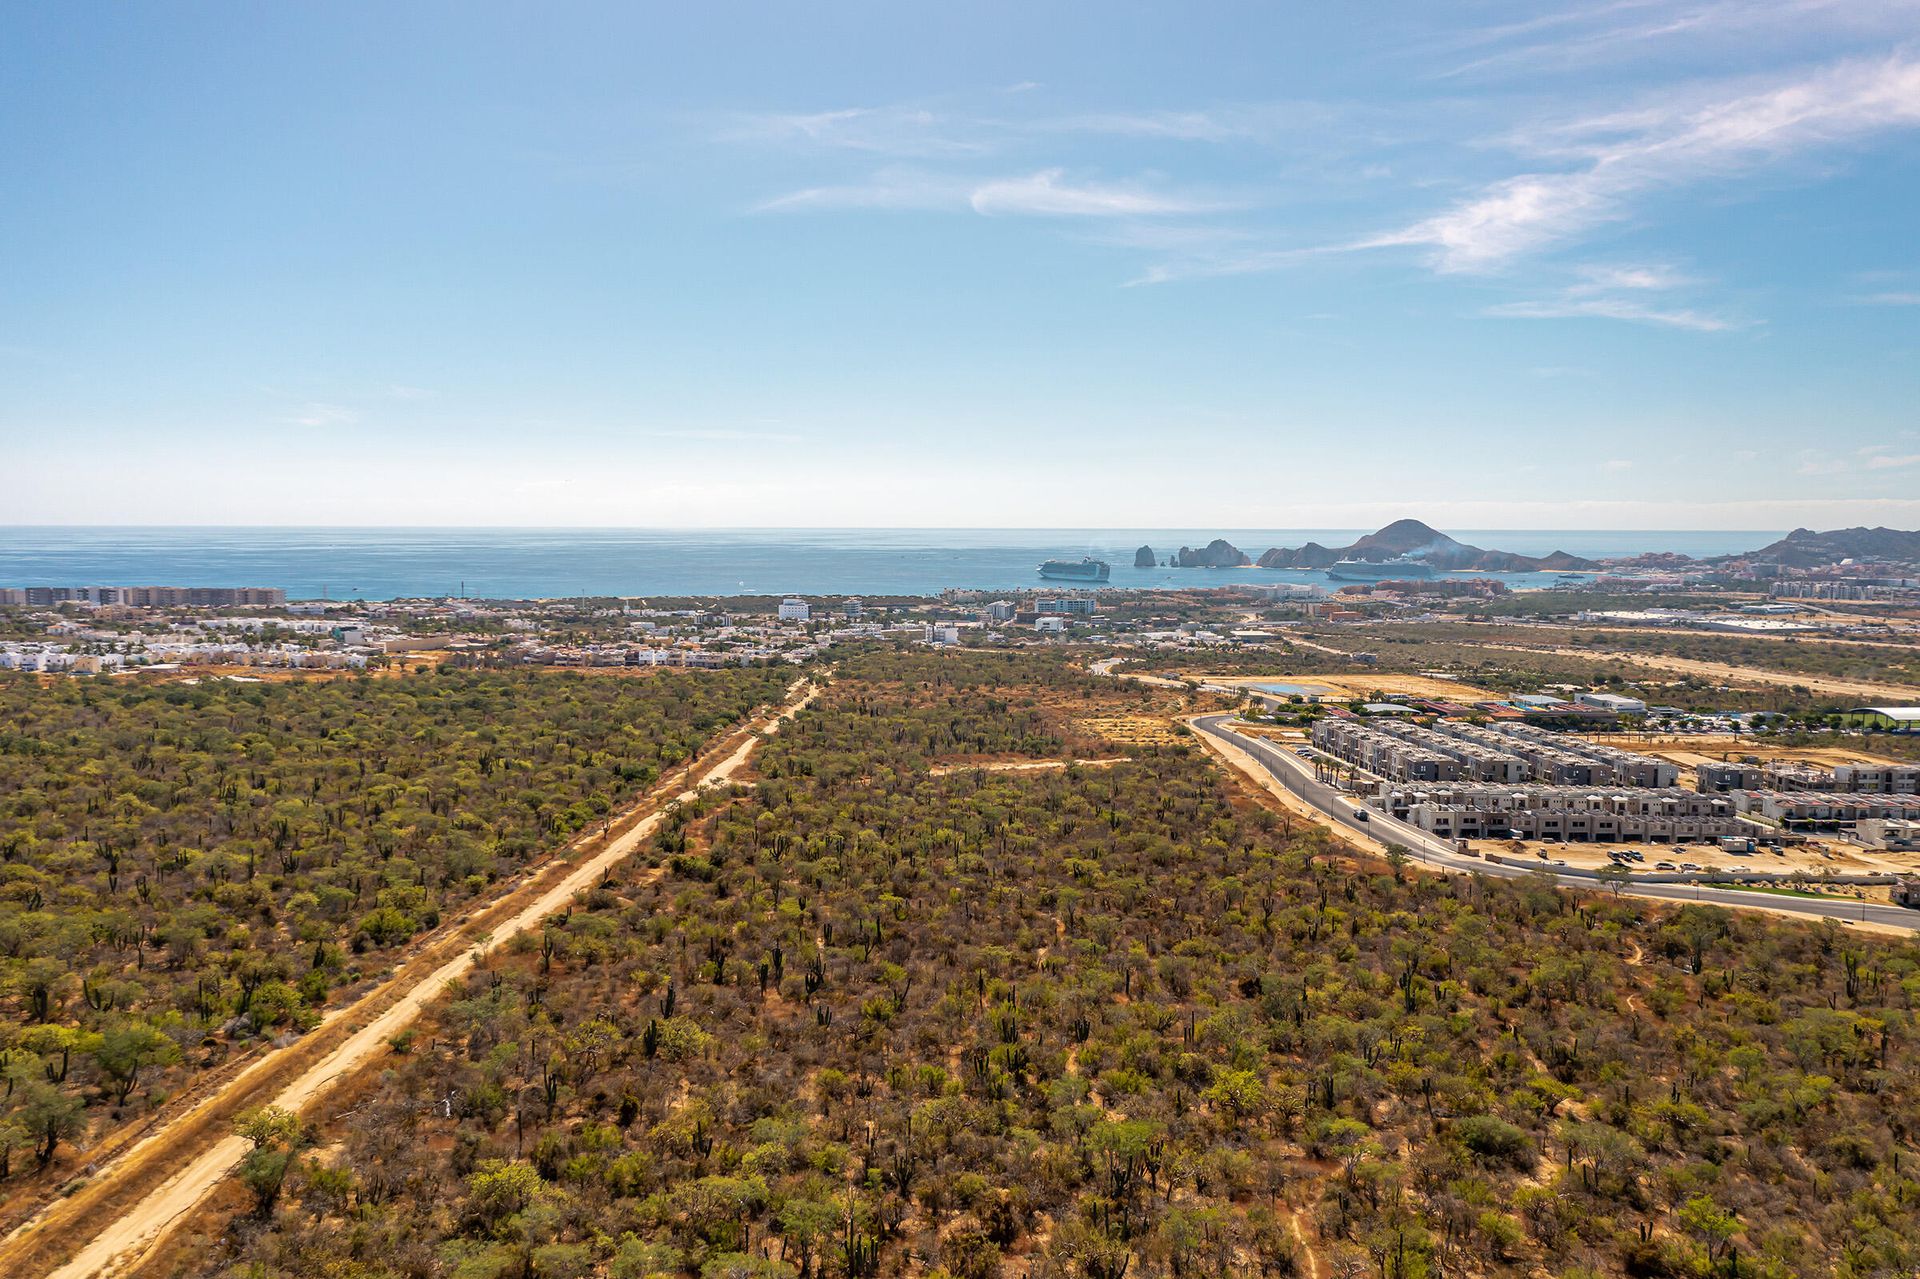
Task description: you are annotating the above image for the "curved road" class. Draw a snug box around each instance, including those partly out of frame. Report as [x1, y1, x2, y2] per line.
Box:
[1192, 714, 1919, 933]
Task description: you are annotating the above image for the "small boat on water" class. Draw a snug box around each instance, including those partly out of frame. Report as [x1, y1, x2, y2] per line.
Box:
[1039, 557, 1111, 583]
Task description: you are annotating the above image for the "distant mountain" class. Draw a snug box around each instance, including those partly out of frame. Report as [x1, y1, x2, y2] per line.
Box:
[1175, 539, 1252, 568]
[1740, 526, 1920, 568]
[1256, 519, 1597, 573]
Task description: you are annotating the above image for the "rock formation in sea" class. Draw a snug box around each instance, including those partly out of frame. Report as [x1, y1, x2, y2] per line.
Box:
[1174, 539, 1251, 568]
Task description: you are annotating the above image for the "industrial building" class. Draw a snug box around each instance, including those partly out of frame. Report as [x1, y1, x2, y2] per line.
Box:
[1575, 691, 1647, 714]
[1839, 707, 1920, 734]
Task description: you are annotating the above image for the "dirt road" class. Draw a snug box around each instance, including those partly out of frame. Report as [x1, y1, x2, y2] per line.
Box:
[928, 757, 1127, 776]
[7, 681, 818, 1279]
[1506, 643, 1920, 701]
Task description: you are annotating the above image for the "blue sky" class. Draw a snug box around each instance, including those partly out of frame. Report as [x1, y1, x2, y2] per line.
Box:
[3, 1, 1918, 529]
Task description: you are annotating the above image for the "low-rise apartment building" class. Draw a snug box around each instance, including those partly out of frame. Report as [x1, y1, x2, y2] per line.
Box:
[1375, 784, 1742, 843]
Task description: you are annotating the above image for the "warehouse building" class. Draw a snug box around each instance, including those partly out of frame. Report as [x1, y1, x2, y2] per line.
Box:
[1839, 707, 1920, 734]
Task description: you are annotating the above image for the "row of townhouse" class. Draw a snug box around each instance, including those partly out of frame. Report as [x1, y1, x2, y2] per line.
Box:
[2, 641, 367, 672]
[1372, 783, 1743, 843]
[1310, 719, 1462, 783]
[1477, 721, 1679, 788]
[1309, 716, 1677, 788]
[1700, 761, 1920, 794]
[0, 645, 127, 672]
[1728, 791, 1920, 827]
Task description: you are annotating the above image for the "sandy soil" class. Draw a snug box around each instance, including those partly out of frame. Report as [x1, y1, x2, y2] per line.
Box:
[1588, 735, 1908, 770]
[928, 758, 1128, 776]
[1456, 640, 1920, 702]
[5, 682, 819, 1279]
[1205, 672, 1501, 702]
[1463, 836, 1910, 879]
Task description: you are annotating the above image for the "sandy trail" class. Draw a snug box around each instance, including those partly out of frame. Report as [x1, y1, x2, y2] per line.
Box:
[13, 681, 818, 1279]
[928, 758, 1127, 776]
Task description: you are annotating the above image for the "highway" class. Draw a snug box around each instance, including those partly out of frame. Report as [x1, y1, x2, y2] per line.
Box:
[1191, 714, 1920, 934]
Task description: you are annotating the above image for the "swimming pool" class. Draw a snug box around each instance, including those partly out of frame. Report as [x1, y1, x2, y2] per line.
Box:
[1251, 681, 1325, 697]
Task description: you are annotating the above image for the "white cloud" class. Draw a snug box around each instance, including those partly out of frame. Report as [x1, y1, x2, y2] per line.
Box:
[1483, 297, 1737, 331]
[1797, 444, 1920, 475]
[1436, 0, 1920, 81]
[1365, 54, 1920, 271]
[1570, 262, 1697, 292]
[721, 106, 990, 158]
[763, 168, 1224, 219]
[645, 428, 801, 443]
[1853, 291, 1920, 305]
[287, 403, 360, 427]
[969, 170, 1226, 217]
[757, 169, 966, 212]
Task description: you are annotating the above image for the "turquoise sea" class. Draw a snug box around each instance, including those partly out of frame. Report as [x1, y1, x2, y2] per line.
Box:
[0, 528, 1776, 602]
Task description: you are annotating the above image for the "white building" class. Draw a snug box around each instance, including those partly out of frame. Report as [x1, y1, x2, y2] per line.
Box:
[1034, 616, 1068, 634]
[924, 623, 960, 646]
[777, 597, 810, 622]
[1575, 692, 1647, 715]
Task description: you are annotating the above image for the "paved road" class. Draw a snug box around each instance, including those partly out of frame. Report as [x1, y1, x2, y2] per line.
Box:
[1192, 714, 1920, 933]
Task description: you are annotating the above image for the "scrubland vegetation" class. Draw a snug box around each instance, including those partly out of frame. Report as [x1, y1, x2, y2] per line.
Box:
[0, 667, 789, 1171]
[1353, 622, 1920, 691]
[151, 650, 1920, 1279]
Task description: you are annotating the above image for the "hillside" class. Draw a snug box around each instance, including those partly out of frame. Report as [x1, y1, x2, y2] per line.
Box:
[1257, 519, 1598, 572]
[1742, 526, 1920, 567]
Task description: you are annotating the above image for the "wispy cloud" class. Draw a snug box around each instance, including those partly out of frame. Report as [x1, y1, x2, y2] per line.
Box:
[1569, 262, 1697, 292]
[1363, 54, 1920, 271]
[724, 98, 1346, 158]
[1434, 0, 1920, 81]
[720, 105, 991, 158]
[1852, 290, 1920, 305]
[1483, 296, 1737, 330]
[762, 168, 1227, 218]
[757, 169, 966, 212]
[1797, 443, 1920, 475]
[645, 428, 801, 443]
[288, 403, 360, 427]
[1482, 258, 1738, 329]
[969, 170, 1228, 217]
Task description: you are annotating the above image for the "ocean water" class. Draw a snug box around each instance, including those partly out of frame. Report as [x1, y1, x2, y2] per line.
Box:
[0, 527, 1777, 602]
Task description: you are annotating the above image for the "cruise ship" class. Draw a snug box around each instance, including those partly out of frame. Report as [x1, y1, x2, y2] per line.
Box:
[1325, 557, 1436, 582]
[1038, 557, 1111, 583]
